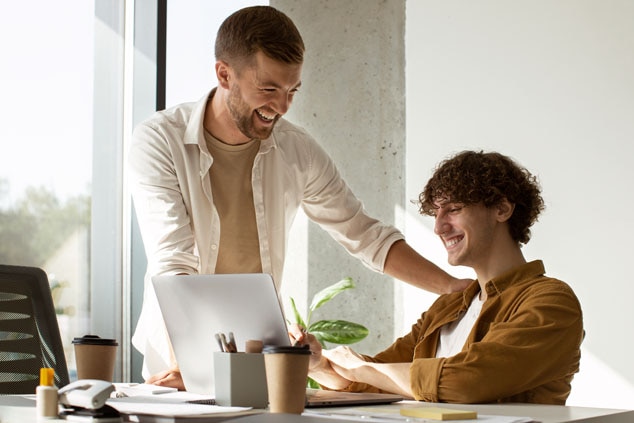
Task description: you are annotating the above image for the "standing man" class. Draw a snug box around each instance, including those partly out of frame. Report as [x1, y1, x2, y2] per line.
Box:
[129, 6, 468, 389]
[295, 151, 584, 405]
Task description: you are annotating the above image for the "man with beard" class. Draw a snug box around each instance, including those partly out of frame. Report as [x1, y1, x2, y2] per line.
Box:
[128, 5, 468, 390]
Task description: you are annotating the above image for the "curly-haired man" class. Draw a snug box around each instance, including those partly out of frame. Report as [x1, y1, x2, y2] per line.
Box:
[293, 150, 584, 405]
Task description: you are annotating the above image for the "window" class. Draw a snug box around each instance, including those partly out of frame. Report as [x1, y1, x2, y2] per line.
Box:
[0, 0, 267, 383]
[0, 1, 96, 378]
[0, 1, 126, 380]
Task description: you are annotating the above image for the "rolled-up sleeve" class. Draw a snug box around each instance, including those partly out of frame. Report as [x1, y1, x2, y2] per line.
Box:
[298, 137, 404, 273]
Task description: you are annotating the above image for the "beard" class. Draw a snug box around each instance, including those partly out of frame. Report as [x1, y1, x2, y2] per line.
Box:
[226, 82, 278, 140]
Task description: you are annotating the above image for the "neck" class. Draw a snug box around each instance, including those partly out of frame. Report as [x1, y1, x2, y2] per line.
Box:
[475, 240, 526, 300]
[203, 89, 250, 145]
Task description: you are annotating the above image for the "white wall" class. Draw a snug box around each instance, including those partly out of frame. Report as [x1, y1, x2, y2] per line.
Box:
[404, 1, 634, 408]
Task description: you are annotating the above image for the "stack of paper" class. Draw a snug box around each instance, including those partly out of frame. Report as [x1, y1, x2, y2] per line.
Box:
[107, 389, 263, 423]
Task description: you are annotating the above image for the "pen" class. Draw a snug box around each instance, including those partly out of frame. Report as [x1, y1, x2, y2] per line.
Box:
[293, 328, 308, 347]
[228, 332, 237, 352]
[214, 333, 225, 352]
[219, 333, 231, 352]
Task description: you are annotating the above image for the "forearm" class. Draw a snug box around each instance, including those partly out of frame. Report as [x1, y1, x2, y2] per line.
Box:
[308, 356, 353, 391]
[383, 240, 454, 294]
[336, 361, 414, 399]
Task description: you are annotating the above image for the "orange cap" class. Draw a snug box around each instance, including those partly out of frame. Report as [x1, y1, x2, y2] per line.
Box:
[40, 368, 54, 386]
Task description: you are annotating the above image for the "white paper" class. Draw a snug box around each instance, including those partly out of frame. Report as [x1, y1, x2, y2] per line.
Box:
[107, 395, 251, 417]
[304, 407, 535, 423]
[114, 383, 178, 397]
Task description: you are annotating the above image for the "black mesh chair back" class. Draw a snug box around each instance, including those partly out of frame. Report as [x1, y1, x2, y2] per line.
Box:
[0, 264, 70, 393]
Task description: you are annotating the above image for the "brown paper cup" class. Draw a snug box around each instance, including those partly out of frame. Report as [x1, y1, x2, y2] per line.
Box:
[263, 345, 311, 414]
[72, 335, 118, 381]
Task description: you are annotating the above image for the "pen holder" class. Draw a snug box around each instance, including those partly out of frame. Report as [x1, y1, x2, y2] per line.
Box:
[213, 352, 268, 408]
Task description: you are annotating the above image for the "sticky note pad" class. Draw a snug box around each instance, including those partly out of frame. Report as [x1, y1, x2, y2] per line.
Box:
[400, 407, 477, 420]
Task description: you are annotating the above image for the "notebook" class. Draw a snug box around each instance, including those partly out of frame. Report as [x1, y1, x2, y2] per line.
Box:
[152, 273, 403, 407]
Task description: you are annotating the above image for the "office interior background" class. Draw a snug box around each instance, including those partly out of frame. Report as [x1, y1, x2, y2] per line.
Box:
[1, 0, 632, 409]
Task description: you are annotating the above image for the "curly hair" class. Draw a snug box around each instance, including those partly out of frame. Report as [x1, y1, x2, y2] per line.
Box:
[417, 151, 545, 245]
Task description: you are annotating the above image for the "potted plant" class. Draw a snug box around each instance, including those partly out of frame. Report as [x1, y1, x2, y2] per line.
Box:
[289, 277, 369, 388]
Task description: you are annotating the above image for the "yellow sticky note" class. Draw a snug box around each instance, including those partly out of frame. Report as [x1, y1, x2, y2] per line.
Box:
[400, 407, 477, 420]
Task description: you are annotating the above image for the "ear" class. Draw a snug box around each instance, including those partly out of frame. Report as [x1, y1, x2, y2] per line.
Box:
[215, 61, 231, 89]
[495, 198, 515, 223]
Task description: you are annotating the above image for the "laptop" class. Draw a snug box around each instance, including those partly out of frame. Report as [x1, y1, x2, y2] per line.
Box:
[305, 388, 402, 407]
[152, 273, 403, 407]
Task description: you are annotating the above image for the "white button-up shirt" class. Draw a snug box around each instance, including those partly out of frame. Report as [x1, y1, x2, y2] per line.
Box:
[128, 91, 404, 376]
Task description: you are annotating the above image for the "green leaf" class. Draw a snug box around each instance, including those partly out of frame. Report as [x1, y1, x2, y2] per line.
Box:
[307, 377, 321, 389]
[289, 297, 307, 328]
[309, 277, 355, 313]
[308, 319, 368, 345]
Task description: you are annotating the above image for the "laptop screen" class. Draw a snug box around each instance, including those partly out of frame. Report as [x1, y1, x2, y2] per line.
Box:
[152, 273, 290, 395]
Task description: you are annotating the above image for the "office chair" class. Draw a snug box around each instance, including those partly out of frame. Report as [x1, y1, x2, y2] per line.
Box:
[0, 264, 70, 394]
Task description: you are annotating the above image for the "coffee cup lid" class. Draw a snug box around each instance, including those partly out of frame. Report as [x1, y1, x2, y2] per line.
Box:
[262, 344, 311, 354]
[72, 335, 118, 346]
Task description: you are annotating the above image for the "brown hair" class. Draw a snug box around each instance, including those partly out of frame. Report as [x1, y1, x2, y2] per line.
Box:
[215, 6, 305, 69]
[417, 151, 545, 245]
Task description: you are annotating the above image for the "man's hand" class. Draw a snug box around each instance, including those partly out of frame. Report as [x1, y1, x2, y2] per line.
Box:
[326, 347, 414, 399]
[446, 277, 473, 294]
[323, 346, 367, 380]
[288, 324, 352, 390]
[146, 368, 186, 391]
[288, 323, 322, 369]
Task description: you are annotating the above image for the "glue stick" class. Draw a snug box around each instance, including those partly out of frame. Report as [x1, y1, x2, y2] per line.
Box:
[36, 367, 58, 419]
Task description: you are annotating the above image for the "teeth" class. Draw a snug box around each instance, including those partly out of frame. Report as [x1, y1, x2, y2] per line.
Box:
[256, 108, 276, 121]
[446, 237, 462, 247]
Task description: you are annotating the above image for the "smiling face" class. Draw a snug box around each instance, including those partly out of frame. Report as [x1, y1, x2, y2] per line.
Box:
[433, 201, 500, 270]
[224, 51, 302, 141]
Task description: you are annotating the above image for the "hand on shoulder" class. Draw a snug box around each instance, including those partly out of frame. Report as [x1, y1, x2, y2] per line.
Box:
[445, 277, 472, 294]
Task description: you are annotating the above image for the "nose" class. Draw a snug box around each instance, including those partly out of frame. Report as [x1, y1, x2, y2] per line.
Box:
[434, 214, 450, 236]
[274, 91, 293, 115]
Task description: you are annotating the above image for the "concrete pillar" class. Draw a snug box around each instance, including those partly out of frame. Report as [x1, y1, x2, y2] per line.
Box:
[274, 0, 406, 355]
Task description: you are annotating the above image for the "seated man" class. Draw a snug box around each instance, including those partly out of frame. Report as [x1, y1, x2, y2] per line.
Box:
[292, 150, 584, 405]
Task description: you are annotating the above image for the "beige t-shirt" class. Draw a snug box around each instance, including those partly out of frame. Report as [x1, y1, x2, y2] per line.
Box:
[205, 130, 262, 274]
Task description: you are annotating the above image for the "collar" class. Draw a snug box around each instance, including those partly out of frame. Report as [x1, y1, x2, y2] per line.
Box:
[482, 260, 546, 299]
[185, 89, 278, 154]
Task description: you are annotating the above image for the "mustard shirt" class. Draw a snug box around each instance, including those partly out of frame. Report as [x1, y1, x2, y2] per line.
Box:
[348, 261, 584, 405]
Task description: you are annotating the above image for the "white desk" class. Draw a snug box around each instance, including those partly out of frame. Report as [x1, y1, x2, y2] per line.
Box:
[305, 401, 634, 423]
[0, 395, 632, 423]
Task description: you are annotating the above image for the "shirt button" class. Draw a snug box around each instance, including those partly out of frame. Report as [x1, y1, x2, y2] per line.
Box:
[211, 244, 218, 250]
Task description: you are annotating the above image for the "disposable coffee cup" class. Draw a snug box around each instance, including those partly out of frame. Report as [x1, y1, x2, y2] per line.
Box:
[262, 344, 311, 414]
[72, 335, 118, 381]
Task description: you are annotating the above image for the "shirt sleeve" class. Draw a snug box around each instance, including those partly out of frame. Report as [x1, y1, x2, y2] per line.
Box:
[128, 122, 200, 276]
[340, 313, 429, 394]
[299, 137, 404, 273]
